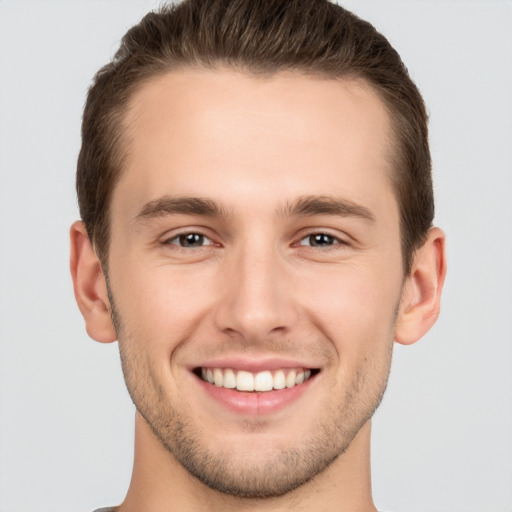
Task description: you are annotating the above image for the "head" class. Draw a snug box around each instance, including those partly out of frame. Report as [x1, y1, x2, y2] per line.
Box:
[77, 0, 433, 275]
[71, 0, 445, 502]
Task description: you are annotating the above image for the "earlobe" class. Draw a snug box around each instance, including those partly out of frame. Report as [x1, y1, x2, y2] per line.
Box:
[70, 221, 117, 343]
[395, 227, 447, 345]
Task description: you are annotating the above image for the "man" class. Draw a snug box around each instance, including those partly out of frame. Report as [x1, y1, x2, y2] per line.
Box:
[70, 0, 446, 510]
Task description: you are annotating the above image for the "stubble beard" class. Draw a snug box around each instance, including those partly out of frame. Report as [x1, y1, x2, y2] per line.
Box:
[107, 285, 395, 499]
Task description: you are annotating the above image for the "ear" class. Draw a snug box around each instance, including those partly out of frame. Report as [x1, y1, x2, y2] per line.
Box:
[70, 221, 117, 343]
[395, 227, 447, 345]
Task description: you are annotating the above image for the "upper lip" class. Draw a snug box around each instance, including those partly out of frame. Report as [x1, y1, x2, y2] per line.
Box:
[191, 356, 320, 373]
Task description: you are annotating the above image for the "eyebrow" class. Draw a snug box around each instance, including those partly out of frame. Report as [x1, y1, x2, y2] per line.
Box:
[134, 194, 375, 223]
[135, 196, 229, 221]
[281, 195, 376, 222]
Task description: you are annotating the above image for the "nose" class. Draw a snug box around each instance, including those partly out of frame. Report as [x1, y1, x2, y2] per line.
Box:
[213, 244, 299, 342]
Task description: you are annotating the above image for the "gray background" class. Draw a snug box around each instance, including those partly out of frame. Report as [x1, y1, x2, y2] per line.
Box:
[0, 1, 511, 511]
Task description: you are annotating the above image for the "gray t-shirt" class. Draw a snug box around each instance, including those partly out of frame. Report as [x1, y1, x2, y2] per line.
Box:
[94, 509, 391, 511]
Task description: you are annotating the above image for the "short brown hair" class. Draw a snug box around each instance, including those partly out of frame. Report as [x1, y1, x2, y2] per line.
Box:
[77, 0, 433, 273]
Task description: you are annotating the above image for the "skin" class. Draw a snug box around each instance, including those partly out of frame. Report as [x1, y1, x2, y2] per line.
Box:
[70, 68, 446, 512]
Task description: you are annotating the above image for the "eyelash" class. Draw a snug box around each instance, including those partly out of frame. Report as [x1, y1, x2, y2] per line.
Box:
[162, 231, 348, 251]
[296, 232, 347, 249]
[163, 232, 216, 249]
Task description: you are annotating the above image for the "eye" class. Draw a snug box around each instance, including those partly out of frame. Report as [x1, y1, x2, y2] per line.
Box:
[298, 233, 344, 248]
[166, 232, 214, 248]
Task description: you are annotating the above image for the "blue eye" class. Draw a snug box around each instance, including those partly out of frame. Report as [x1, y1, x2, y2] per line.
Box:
[299, 233, 341, 247]
[168, 233, 213, 248]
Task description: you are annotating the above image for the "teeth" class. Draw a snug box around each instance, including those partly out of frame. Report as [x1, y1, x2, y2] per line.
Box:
[273, 370, 286, 390]
[254, 371, 273, 392]
[199, 367, 315, 392]
[213, 368, 223, 387]
[237, 370, 254, 391]
[223, 368, 236, 389]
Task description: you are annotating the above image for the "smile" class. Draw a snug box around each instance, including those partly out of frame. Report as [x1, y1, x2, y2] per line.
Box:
[197, 367, 316, 392]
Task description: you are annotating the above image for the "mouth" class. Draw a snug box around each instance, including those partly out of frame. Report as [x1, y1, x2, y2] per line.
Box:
[190, 358, 322, 415]
[193, 366, 320, 392]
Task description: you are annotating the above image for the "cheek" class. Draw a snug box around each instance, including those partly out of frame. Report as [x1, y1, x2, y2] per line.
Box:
[111, 261, 218, 346]
[301, 261, 402, 354]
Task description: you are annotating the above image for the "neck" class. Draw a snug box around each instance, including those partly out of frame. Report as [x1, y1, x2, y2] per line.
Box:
[117, 412, 377, 512]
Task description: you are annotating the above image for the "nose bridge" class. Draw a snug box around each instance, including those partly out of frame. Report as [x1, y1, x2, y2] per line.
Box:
[214, 238, 297, 340]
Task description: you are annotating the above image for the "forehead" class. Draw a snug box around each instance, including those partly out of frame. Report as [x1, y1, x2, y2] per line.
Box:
[114, 67, 396, 220]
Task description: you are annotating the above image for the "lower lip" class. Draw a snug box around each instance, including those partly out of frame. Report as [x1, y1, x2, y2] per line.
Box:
[194, 374, 317, 416]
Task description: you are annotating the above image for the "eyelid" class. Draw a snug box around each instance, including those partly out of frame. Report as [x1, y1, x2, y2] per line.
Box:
[166, 233, 214, 246]
[294, 229, 350, 247]
[159, 227, 220, 247]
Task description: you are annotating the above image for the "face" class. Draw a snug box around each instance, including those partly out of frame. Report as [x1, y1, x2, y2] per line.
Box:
[107, 68, 404, 497]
